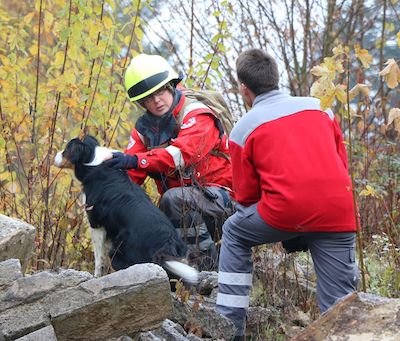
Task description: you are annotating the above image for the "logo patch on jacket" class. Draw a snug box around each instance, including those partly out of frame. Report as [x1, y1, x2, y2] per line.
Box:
[127, 136, 136, 149]
[181, 117, 196, 129]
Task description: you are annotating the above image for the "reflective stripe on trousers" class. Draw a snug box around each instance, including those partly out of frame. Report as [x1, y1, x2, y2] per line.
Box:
[216, 203, 358, 337]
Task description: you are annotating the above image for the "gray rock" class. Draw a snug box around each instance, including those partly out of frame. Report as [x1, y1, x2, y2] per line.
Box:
[292, 292, 400, 341]
[196, 272, 218, 297]
[0, 301, 49, 341]
[139, 319, 189, 341]
[0, 268, 92, 313]
[171, 294, 235, 340]
[0, 214, 35, 273]
[253, 248, 316, 308]
[0, 259, 22, 288]
[14, 325, 57, 341]
[246, 306, 279, 335]
[48, 263, 172, 341]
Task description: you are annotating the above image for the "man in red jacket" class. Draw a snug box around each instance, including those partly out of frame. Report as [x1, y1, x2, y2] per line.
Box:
[106, 54, 234, 270]
[216, 49, 359, 340]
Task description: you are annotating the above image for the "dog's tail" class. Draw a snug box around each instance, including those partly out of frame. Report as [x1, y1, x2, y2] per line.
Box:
[163, 260, 199, 285]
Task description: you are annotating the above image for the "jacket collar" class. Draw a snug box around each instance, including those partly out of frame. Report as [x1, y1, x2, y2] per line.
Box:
[172, 91, 185, 117]
[135, 90, 184, 148]
[253, 90, 290, 107]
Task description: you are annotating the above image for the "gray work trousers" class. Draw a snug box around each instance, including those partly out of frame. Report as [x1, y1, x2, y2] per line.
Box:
[159, 186, 234, 271]
[216, 203, 359, 337]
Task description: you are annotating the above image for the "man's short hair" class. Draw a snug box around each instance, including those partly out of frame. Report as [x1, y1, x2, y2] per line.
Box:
[236, 49, 279, 96]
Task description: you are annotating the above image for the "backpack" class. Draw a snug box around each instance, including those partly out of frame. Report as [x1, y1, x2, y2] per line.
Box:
[181, 88, 235, 136]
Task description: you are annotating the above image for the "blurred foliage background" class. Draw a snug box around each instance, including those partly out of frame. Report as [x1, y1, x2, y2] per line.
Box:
[0, 0, 399, 331]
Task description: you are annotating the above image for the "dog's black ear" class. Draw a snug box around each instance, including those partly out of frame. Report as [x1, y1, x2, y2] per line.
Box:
[83, 135, 100, 148]
[64, 138, 94, 165]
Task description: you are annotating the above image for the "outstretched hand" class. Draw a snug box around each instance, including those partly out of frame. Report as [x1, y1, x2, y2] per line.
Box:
[104, 152, 138, 170]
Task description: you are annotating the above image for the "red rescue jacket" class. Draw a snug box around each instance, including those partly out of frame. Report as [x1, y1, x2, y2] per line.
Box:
[229, 90, 356, 233]
[125, 93, 233, 195]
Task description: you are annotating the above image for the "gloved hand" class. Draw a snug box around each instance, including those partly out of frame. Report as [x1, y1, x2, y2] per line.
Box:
[104, 152, 138, 170]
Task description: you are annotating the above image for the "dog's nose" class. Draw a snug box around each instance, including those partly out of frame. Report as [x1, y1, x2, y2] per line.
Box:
[54, 151, 63, 167]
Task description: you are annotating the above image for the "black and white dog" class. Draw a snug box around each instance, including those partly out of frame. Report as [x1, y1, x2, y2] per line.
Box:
[54, 135, 198, 284]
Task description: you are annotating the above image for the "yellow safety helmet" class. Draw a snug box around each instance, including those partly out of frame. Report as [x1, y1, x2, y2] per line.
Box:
[124, 54, 181, 102]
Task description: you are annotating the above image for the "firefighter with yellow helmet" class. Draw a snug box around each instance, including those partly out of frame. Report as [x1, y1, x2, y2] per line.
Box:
[106, 54, 234, 270]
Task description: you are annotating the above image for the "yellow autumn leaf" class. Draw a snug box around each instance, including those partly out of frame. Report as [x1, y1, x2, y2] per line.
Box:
[103, 16, 113, 30]
[23, 12, 35, 25]
[397, 32, 400, 47]
[29, 43, 38, 56]
[310, 65, 330, 78]
[354, 44, 372, 69]
[310, 78, 335, 97]
[349, 84, 370, 100]
[54, 51, 65, 67]
[335, 84, 347, 104]
[135, 26, 144, 40]
[64, 97, 79, 108]
[385, 22, 395, 32]
[387, 108, 400, 134]
[0, 55, 9, 66]
[324, 56, 344, 74]
[44, 11, 54, 32]
[64, 72, 76, 85]
[332, 45, 346, 57]
[310, 78, 336, 109]
[379, 59, 400, 89]
[359, 185, 381, 198]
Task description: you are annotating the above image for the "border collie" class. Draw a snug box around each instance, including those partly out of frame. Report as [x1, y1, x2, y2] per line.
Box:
[54, 135, 198, 284]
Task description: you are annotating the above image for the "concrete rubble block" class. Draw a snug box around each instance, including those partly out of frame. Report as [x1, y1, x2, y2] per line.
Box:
[292, 292, 400, 341]
[0, 268, 92, 313]
[0, 259, 22, 288]
[14, 325, 57, 341]
[0, 214, 36, 273]
[0, 301, 49, 341]
[47, 263, 173, 341]
[172, 295, 236, 340]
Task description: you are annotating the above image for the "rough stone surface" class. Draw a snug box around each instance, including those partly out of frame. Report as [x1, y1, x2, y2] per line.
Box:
[0, 266, 92, 340]
[196, 271, 218, 298]
[0, 215, 35, 273]
[0, 268, 92, 313]
[292, 292, 400, 341]
[14, 325, 57, 341]
[246, 306, 279, 335]
[171, 295, 236, 340]
[139, 319, 190, 341]
[48, 263, 172, 341]
[0, 259, 22, 288]
[0, 301, 49, 341]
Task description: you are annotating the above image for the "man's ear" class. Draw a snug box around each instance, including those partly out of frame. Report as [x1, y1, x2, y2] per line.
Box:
[240, 83, 255, 108]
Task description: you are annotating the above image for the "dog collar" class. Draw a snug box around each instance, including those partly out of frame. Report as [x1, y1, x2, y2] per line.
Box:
[84, 146, 119, 166]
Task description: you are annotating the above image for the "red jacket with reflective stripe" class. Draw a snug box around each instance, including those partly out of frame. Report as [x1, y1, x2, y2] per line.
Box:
[125, 93, 232, 194]
[229, 90, 356, 233]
